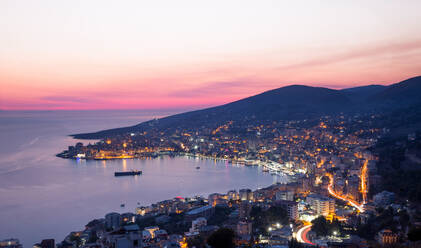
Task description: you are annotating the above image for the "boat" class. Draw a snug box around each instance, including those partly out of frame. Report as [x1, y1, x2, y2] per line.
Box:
[114, 170, 142, 177]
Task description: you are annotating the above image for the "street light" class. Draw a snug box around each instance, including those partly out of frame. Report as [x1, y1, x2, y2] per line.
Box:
[276, 223, 280, 228]
[333, 231, 337, 236]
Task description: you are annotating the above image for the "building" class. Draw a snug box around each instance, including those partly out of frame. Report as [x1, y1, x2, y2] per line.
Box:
[239, 189, 253, 201]
[40, 239, 55, 248]
[239, 201, 252, 220]
[185, 205, 214, 222]
[0, 239, 22, 248]
[227, 190, 239, 201]
[373, 191, 395, 206]
[275, 190, 295, 201]
[121, 213, 136, 225]
[208, 193, 228, 207]
[237, 221, 252, 236]
[154, 229, 168, 241]
[268, 226, 292, 246]
[275, 200, 299, 220]
[187, 217, 207, 235]
[377, 229, 399, 245]
[306, 194, 335, 216]
[144, 226, 160, 239]
[105, 212, 122, 230]
[105, 232, 142, 248]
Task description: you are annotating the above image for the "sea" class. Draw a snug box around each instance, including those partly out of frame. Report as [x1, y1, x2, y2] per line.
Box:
[0, 110, 283, 247]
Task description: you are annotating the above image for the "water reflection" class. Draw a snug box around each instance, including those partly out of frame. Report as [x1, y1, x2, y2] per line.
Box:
[0, 111, 278, 247]
[122, 159, 127, 170]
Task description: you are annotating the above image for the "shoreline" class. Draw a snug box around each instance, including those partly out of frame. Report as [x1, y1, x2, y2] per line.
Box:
[57, 151, 300, 179]
[57, 155, 289, 246]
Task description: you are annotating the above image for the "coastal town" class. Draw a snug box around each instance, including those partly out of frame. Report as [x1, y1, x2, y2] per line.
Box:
[3, 0, 421, 247]
[3, 113, 407, 248]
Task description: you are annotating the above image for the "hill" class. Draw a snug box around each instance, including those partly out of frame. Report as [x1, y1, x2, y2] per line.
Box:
[341, 85, 386, 102]
[371, 76, 421, 106]
[72, 76, 421, 139]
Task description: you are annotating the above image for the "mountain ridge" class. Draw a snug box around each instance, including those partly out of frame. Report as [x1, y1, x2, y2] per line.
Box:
[72, 76, 421, 139]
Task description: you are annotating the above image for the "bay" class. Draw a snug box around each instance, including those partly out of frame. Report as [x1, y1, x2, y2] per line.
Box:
[0, 110, 279, 247]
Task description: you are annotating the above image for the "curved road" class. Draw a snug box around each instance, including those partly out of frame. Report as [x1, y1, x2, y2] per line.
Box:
[296, 225, 315, 246]
[327, 174, 364, 212]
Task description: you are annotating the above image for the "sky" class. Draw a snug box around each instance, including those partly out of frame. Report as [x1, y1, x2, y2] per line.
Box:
[1, 0, 421, 110]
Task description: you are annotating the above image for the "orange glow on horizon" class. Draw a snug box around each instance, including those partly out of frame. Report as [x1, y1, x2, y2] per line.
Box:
[1, 1, 421, 110]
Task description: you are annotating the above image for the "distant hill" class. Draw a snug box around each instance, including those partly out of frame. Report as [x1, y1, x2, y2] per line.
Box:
[371, 76, 421, 106]
[72, 76, 421, 139]
[341, 85, 386, 102]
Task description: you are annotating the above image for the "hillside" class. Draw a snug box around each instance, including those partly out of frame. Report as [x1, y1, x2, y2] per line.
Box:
[371, 76, 421, 106]
[72, 76, 421, 139]
[341, 85, 386, 103]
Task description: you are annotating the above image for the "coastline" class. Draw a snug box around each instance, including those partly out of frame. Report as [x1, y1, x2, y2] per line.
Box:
[58, 157, 293, 246]
[57, 151, 299, 179]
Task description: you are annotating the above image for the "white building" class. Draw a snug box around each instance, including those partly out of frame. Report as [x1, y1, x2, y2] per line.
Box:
[186, 217, 207, 236]
[306, 194, 335, 216]
[275, 190, 295, 201]
[227, 190, 239, 201]
[239, 189, 253, 201]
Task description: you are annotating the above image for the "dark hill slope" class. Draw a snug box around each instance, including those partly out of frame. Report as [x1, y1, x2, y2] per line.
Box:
[341, 85, 386, 102]
[371, 76, 421, 106]
[72, 76, 421, 139]
[72, 85, 351, 139]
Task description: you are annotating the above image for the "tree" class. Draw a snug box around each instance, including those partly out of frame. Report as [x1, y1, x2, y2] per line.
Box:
[187, 234, 205, 248]
[311, 216, 329, 237]
[289, 238, 305, 248]
[408, 227, 421, 242]
[207, 228, 236, 248]
[250, 206, 288, 234]
[69, 234, 82, 248]
[88, 231, 98, 243]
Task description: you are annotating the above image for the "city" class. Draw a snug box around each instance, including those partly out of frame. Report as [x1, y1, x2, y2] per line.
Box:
[43, 110, 420, 247]
[1, 1, 421, 248]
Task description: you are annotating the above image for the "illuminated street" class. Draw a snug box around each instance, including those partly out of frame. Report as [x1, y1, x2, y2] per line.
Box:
[327, 174, 365, 212]
[296, 225, 315, 246]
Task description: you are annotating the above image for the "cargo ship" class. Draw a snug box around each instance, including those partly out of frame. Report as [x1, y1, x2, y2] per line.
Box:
[114, 170, 142, 177]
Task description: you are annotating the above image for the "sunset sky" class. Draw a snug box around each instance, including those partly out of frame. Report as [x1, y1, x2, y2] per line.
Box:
[1, 0, 421, 110]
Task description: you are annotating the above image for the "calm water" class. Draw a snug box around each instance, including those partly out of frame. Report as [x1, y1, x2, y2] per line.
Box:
[0, 110, 279, 247]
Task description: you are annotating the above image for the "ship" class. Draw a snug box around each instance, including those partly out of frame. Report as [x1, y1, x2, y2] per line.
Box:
[114, 170, 142, 177]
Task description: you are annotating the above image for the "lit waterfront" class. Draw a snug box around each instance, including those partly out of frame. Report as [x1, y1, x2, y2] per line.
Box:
[0, 111, 279, 247]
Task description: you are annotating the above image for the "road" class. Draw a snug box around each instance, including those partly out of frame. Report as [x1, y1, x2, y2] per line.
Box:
[327, 174, 364, 212]
[296, 225, 315, 246]
[360, 159, 368, 204]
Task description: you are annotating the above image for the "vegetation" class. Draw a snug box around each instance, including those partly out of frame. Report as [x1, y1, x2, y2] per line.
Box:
[408, 227, 421, 242]
[68, 234, 82, 247]
[356, 207, 410, 240]
[250, 206, 288, 234]
[161, 213, 189, 234]
[311, 216, 343, 237]
[135, 216, 156, 230]
[371, 134, 421, 202]
[207, 206, 232, 226]
[288, 238, 307, 248]
[187, 234, 206, 248]
[207, 228, 236, 248]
